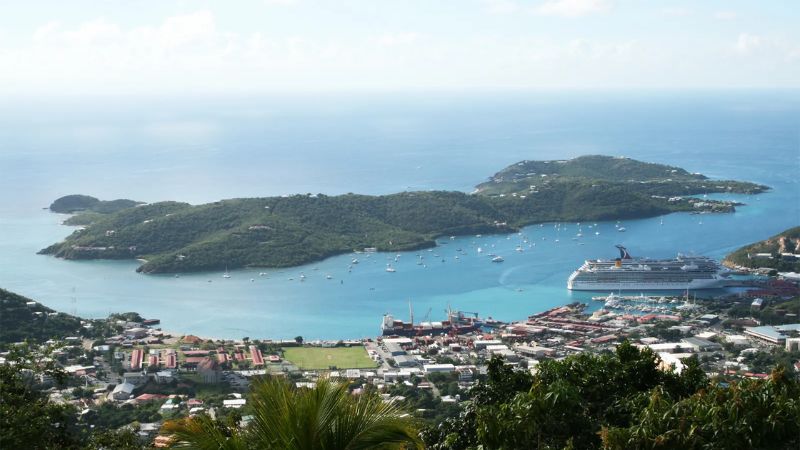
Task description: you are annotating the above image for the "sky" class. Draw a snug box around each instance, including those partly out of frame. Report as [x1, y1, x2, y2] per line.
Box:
[0, 0, 798, 95]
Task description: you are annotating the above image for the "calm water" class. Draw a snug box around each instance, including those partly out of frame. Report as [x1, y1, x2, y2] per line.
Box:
[1, 91, 798, 339]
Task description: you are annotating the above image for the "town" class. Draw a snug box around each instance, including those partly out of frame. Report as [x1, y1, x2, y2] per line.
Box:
[2, 271, 798, 448]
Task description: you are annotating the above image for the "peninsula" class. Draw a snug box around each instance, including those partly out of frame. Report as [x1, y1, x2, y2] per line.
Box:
[724, 226, 800, 273]
[40, 155, 768, 274]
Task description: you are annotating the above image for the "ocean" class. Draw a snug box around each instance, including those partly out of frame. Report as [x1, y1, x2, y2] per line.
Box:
[1, 90, 798, 339]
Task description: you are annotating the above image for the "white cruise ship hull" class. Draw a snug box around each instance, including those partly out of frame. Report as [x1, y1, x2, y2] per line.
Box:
[567, 276, 723, 291]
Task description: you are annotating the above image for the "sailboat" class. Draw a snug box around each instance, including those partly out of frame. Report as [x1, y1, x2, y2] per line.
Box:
[222, 266, 231, 278]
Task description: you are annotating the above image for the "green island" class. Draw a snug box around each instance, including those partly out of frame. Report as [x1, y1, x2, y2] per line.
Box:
[724, 226, 800, 273]
[39, 155, 768, 274]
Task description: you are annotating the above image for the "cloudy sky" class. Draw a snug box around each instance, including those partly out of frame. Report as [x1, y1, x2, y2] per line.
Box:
[1, 0, 797, 95]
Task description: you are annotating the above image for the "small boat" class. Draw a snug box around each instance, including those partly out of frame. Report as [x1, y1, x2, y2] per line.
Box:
[222, 266, 231, 279]
[491, 256, 504, 263]
[617, 227, 626, 232]
[326, 274, 333, 279]
[250, 278, 254, 282]
[595, 231, 600, 235]
[660, 218, 664, 225]
[259, 272, 267, 276]
[477, 247, 483, 253]
[174, 274, 180, 278]
[351, 258, 359, 264]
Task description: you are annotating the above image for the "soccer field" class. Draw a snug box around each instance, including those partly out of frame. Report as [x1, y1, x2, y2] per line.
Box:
[282, 346, 377, 370]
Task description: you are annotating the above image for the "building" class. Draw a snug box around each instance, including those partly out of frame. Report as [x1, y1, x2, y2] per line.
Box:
[123, 372, 147, 386]
[223, 398, 247, 409]
[385, 342, 406, 356]
[111, 382, 135, 401]
[155, 371, 174, 384]
[124, 328, 148, 339]
[644, 343, 695, 354]
[197, 358, 221, 384]
[393, 355, 417, 367]
[423, 364, 455, 374]
[516, 344, 556, 359]
[681, 337, 723, 353]
[457, 367, 474, 382]
[726, 335, 749, 347]
[744, 326, 787, 345]
[786, 338, 800, 352]
[658, 353, 694, 374]
[130, 348, 143, 371]
[474, 339, 502, 350]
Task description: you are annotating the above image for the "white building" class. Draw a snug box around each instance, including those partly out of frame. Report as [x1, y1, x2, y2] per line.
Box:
[110, 382, 135, 401]
[423, 364, 455, 374]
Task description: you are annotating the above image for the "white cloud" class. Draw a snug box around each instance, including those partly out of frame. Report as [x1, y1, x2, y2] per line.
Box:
[2, 6, 798, 95]
[733, 33, 800, 63]
[734, 33, 763, 55]
[714, 11, 737, 21]
[33, 21, 62, 43]
[534, 0, 610, 17]
[660, 7, 691, 18]
[63, 19, 122, 45]
[481, 0, 520, 15]
[264, 0, 298, 5]
[373, 32, 420, 46]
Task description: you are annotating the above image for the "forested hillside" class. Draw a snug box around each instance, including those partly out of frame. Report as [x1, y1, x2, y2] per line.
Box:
[40, 156, 767, 274]
[725, 226, 800, 272]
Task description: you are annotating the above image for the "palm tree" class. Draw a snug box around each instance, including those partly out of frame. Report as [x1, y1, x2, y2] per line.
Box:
[162, 377, 423, 450]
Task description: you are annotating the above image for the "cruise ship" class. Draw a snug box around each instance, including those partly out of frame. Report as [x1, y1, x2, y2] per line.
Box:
[567, 245, 724, 291]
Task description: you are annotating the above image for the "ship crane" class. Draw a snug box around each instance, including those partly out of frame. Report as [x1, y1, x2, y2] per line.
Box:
[447, 309, 479, 320]
[422, 307, 432, 323]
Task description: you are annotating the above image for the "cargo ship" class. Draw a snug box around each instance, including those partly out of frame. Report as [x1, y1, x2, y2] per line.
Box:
[568, 245, 724, 291]
[381, 303, 483, 336]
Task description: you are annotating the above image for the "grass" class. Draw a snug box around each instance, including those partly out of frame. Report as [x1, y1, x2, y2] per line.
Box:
[282, 346, 377, 370]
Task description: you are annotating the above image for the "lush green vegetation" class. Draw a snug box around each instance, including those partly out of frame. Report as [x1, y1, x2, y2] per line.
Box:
[423, 342, 800, 449]
[282, 346, 378, 370]
[0, 348, 145, 449]
[725, 226, 800, 272]
[0, 288, 84, 349]
[41, 156, 767, 273]
[163, 377, 423, 449]
[49, 194, 141, 214]
[475, 155, 767, 196]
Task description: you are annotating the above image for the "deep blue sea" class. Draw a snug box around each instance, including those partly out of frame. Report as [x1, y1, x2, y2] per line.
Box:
[1, 91, 798, 339]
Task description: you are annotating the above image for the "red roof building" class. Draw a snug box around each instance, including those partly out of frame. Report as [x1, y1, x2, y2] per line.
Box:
[250, 345, 264, 366]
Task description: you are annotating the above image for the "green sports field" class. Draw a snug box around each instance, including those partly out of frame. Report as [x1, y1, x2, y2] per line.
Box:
[282, 346, 377, 370]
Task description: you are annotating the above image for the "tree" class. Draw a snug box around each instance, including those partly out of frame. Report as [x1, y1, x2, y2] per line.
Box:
[424, 342, 715, 449]
[85, 428, 142, 450]
[294, 336, 304, 344]
[0, 347, 84, 449]
[601, 368, 800, 449]
[163, 377, 423, 449]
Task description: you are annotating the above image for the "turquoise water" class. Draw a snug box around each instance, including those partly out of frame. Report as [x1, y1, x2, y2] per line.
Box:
[1, 91, 798, 339]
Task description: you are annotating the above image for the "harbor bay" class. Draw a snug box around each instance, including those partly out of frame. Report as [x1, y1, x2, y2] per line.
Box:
[1, 92, 797, 340]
